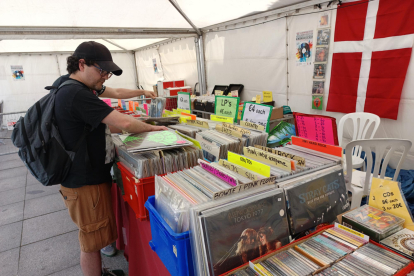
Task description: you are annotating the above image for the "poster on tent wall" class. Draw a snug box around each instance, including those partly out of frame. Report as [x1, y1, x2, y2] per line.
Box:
[152, 58, 158, 74]
[11, 65, 24, 81]
[295, 30, 313, 66]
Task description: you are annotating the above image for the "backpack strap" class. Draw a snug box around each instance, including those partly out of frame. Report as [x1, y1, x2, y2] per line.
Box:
[35, 102, 46, 150]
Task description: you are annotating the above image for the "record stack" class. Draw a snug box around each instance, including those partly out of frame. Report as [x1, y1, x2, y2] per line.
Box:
[190, 187, 290, 276]
[315, 243, 411, 276]
[226, 225, 369, 276]
[342, 205, 405, 242]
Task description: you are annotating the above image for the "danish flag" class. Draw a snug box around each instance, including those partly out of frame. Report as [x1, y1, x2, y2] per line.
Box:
[326, 0, 414, 120]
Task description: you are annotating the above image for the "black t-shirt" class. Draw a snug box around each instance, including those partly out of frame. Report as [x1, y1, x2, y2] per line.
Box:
[54, 77, 114, 188]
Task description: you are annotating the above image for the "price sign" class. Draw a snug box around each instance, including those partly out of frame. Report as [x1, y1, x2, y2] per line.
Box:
[214, 96, 240, 122]
[102, 98, 112, 106]
[177, 92, 191, 111]
[369, 178, 414, 231]
[215, 90, 223, 95]
[263, 91, 273, 102]
[228, 151, 270, 177]
[241, 102, 273, 132]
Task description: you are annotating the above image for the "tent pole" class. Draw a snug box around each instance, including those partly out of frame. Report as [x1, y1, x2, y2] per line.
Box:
[286, 17, 289, 106]
[132, 51, 140, 89]
[168, 0, 202, 36]
[198, 35, 207, 95]
[195, 37, 203, 95]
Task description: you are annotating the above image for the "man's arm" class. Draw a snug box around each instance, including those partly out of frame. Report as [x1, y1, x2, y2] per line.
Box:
[102, 110, 168, 133]
[100, 87, 156, 99]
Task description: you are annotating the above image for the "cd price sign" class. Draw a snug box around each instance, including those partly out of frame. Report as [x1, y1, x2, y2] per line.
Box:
[177, 92, 191, 112]
[214, 96, 240, 123]
[241, 102, 273, 132]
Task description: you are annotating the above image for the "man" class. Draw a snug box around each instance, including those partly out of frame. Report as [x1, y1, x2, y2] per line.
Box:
[55, 41, 167, 276]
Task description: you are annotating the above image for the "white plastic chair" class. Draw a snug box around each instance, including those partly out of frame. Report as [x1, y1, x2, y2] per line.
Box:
[338, 112, 380, 169]
[345, 138, 412, 209]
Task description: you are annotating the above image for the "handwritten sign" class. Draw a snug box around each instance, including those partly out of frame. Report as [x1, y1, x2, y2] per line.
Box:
[219, 159, 259, 181]
[186, 119, 210, 129]
[241, 102, 273, 132]
[228, 151, 270, 177]
[215, 125, 243, 138]
[177, 92, 191, 111]
[102, 98, 112, 107]
[255, 145, 306, 166]
[213, 176, 277, 200]
[291, 136, 342, 157]
[210, 114, 234, 124]
[263, 91, 273, 102]
[214, 96, 240, 122]
[196, 133, 221, 161]
[369, 178, 414, 231]
[243, 147, 291, 172]
[222, 123, 251, 136]
[293, 112, 338, 146]
[198, 159, 238, 187]
[240, 120, 265, 131]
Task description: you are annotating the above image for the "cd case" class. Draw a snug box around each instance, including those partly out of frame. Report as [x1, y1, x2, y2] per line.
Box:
[342, 205, 405, 242]
[381, 228, 414, 260]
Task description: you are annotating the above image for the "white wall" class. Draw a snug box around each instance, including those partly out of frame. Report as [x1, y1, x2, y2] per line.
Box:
[0, 52, 137, 113]
[135, 37, 198, 92]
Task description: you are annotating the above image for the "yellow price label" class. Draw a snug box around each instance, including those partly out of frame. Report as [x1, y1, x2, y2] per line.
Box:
[176, 131, 201, 149]
[240, 120, 265, 131]
[210, 114, 234, 123]
[337, 224, 366, 239]
[262, 91, 273, 102]
[177, 108, 191, 114]
[214, 90, 223, 95]
[256, 95, 261, 103]
[228, 152, 270, 177]
[186, 120, 210, 129]
[219, 159, 258, 181]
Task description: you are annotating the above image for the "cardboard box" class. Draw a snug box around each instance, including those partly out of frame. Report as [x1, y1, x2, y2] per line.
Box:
[152, 85, 158, 97]
[270, 106, 284, 120]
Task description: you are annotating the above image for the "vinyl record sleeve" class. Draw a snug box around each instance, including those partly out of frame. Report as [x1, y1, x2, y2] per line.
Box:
[285, 169, 349, 235]
[201, 189, 290, 275]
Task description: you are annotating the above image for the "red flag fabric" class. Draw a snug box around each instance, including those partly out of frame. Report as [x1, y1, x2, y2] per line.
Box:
[327, 0, 414, 120]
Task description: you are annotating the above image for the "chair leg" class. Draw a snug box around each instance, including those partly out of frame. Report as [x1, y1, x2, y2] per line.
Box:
[350, 191, 364, 210]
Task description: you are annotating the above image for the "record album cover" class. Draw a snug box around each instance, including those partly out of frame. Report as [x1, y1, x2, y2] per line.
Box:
[381, 228, 414, 259]
[202, 190, 290, 275]
[285, 169, 349, 235]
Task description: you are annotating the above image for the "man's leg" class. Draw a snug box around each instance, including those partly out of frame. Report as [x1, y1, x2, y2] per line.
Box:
[81, 251, 102, 276]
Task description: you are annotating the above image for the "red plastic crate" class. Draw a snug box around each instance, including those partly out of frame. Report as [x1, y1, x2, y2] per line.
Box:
[117, 162, 165, 221]
[165, 98, 177, 111]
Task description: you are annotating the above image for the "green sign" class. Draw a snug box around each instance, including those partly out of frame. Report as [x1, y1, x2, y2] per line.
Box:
[177, 92, 191, 112]
[241, 102, 273, 132]
[214, 96, 240, 123]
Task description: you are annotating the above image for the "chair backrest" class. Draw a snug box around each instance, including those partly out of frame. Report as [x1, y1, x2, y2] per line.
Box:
[345, 138, 412, 195]
[338, 113, 380, 158]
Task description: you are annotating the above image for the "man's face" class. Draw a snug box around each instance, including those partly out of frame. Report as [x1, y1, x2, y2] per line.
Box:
[79, 60, 109, 91]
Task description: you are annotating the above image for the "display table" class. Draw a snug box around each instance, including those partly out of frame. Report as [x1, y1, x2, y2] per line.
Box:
[112, 183, 171, 276]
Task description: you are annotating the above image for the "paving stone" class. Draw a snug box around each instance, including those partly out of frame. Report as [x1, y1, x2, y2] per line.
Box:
[0, 187, 25, 207]
[25, 184, 60, 200]
[0, 221, 22, 253]
[0, 166, 27, 181]
[0, 153, 20, 163]
[102, 249, 129, 275]
[0, 201, 24, 226]
[0, 159, 25, 171]
[48, 264, 82, 276]
[0, 248, 19, 276]
[0, 174, 26, 192]
[22, 209, 77, 245]
[19, 230, 80, 276]
[24, 193, 66, 220]
[26, 172, 41, 186]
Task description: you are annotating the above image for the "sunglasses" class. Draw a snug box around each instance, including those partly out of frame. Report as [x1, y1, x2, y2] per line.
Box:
[92, 64, 113, 79]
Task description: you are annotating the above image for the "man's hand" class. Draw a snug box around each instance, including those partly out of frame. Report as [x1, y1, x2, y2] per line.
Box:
[143, 90, 156, 99]
[151, 126, 169, 131]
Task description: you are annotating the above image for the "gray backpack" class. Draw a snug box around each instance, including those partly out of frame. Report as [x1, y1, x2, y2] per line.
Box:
[11, 80, 90, 186]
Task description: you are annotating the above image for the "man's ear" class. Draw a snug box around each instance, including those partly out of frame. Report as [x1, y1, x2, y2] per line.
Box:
[78, 59, 86, 72]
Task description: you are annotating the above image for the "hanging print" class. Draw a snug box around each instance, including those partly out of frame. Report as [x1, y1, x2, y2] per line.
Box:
[296, 30, 313, 65]
[11, 65, 24, 80]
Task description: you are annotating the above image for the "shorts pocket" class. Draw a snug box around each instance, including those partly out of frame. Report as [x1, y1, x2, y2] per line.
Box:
[80, 217, 109, 233]
[59, 189, 78, 208]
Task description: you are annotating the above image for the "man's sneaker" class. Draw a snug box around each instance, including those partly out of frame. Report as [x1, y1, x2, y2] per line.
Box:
[102, 267, 125, 276]
[101, 244, 117, 257]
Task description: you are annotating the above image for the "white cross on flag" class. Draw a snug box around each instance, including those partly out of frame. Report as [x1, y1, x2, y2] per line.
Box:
[326, 0, 414, 120]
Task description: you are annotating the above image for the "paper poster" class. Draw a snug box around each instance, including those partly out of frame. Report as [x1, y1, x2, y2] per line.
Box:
[312, 95, 323, 110]
[318, 12, 331, 28]
[11, 65, 24, 80]
[293, 113, 338, 145]
[312, 81, 325, 95]
[296, 30, 313, 65]
[214, 96, 240, 122]
[313, 63, 326, 79]
[241, 102, 273, 132]
[315, 46, 329, 62]
[177, 92, 191, 111]
[317, 29, 331, 46]
[153, 58, 158, 73]
[262, 91, 273, 102]
[369, 178, 414, 231]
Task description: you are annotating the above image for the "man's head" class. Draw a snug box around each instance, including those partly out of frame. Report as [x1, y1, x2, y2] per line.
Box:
[67, 41, 122, 91]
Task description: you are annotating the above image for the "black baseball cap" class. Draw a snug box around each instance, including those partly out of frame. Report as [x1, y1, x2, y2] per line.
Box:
[73, 41, 123, 76]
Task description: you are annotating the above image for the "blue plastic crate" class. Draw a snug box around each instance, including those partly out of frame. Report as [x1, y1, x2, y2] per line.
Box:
[145, 196, 194, 276]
